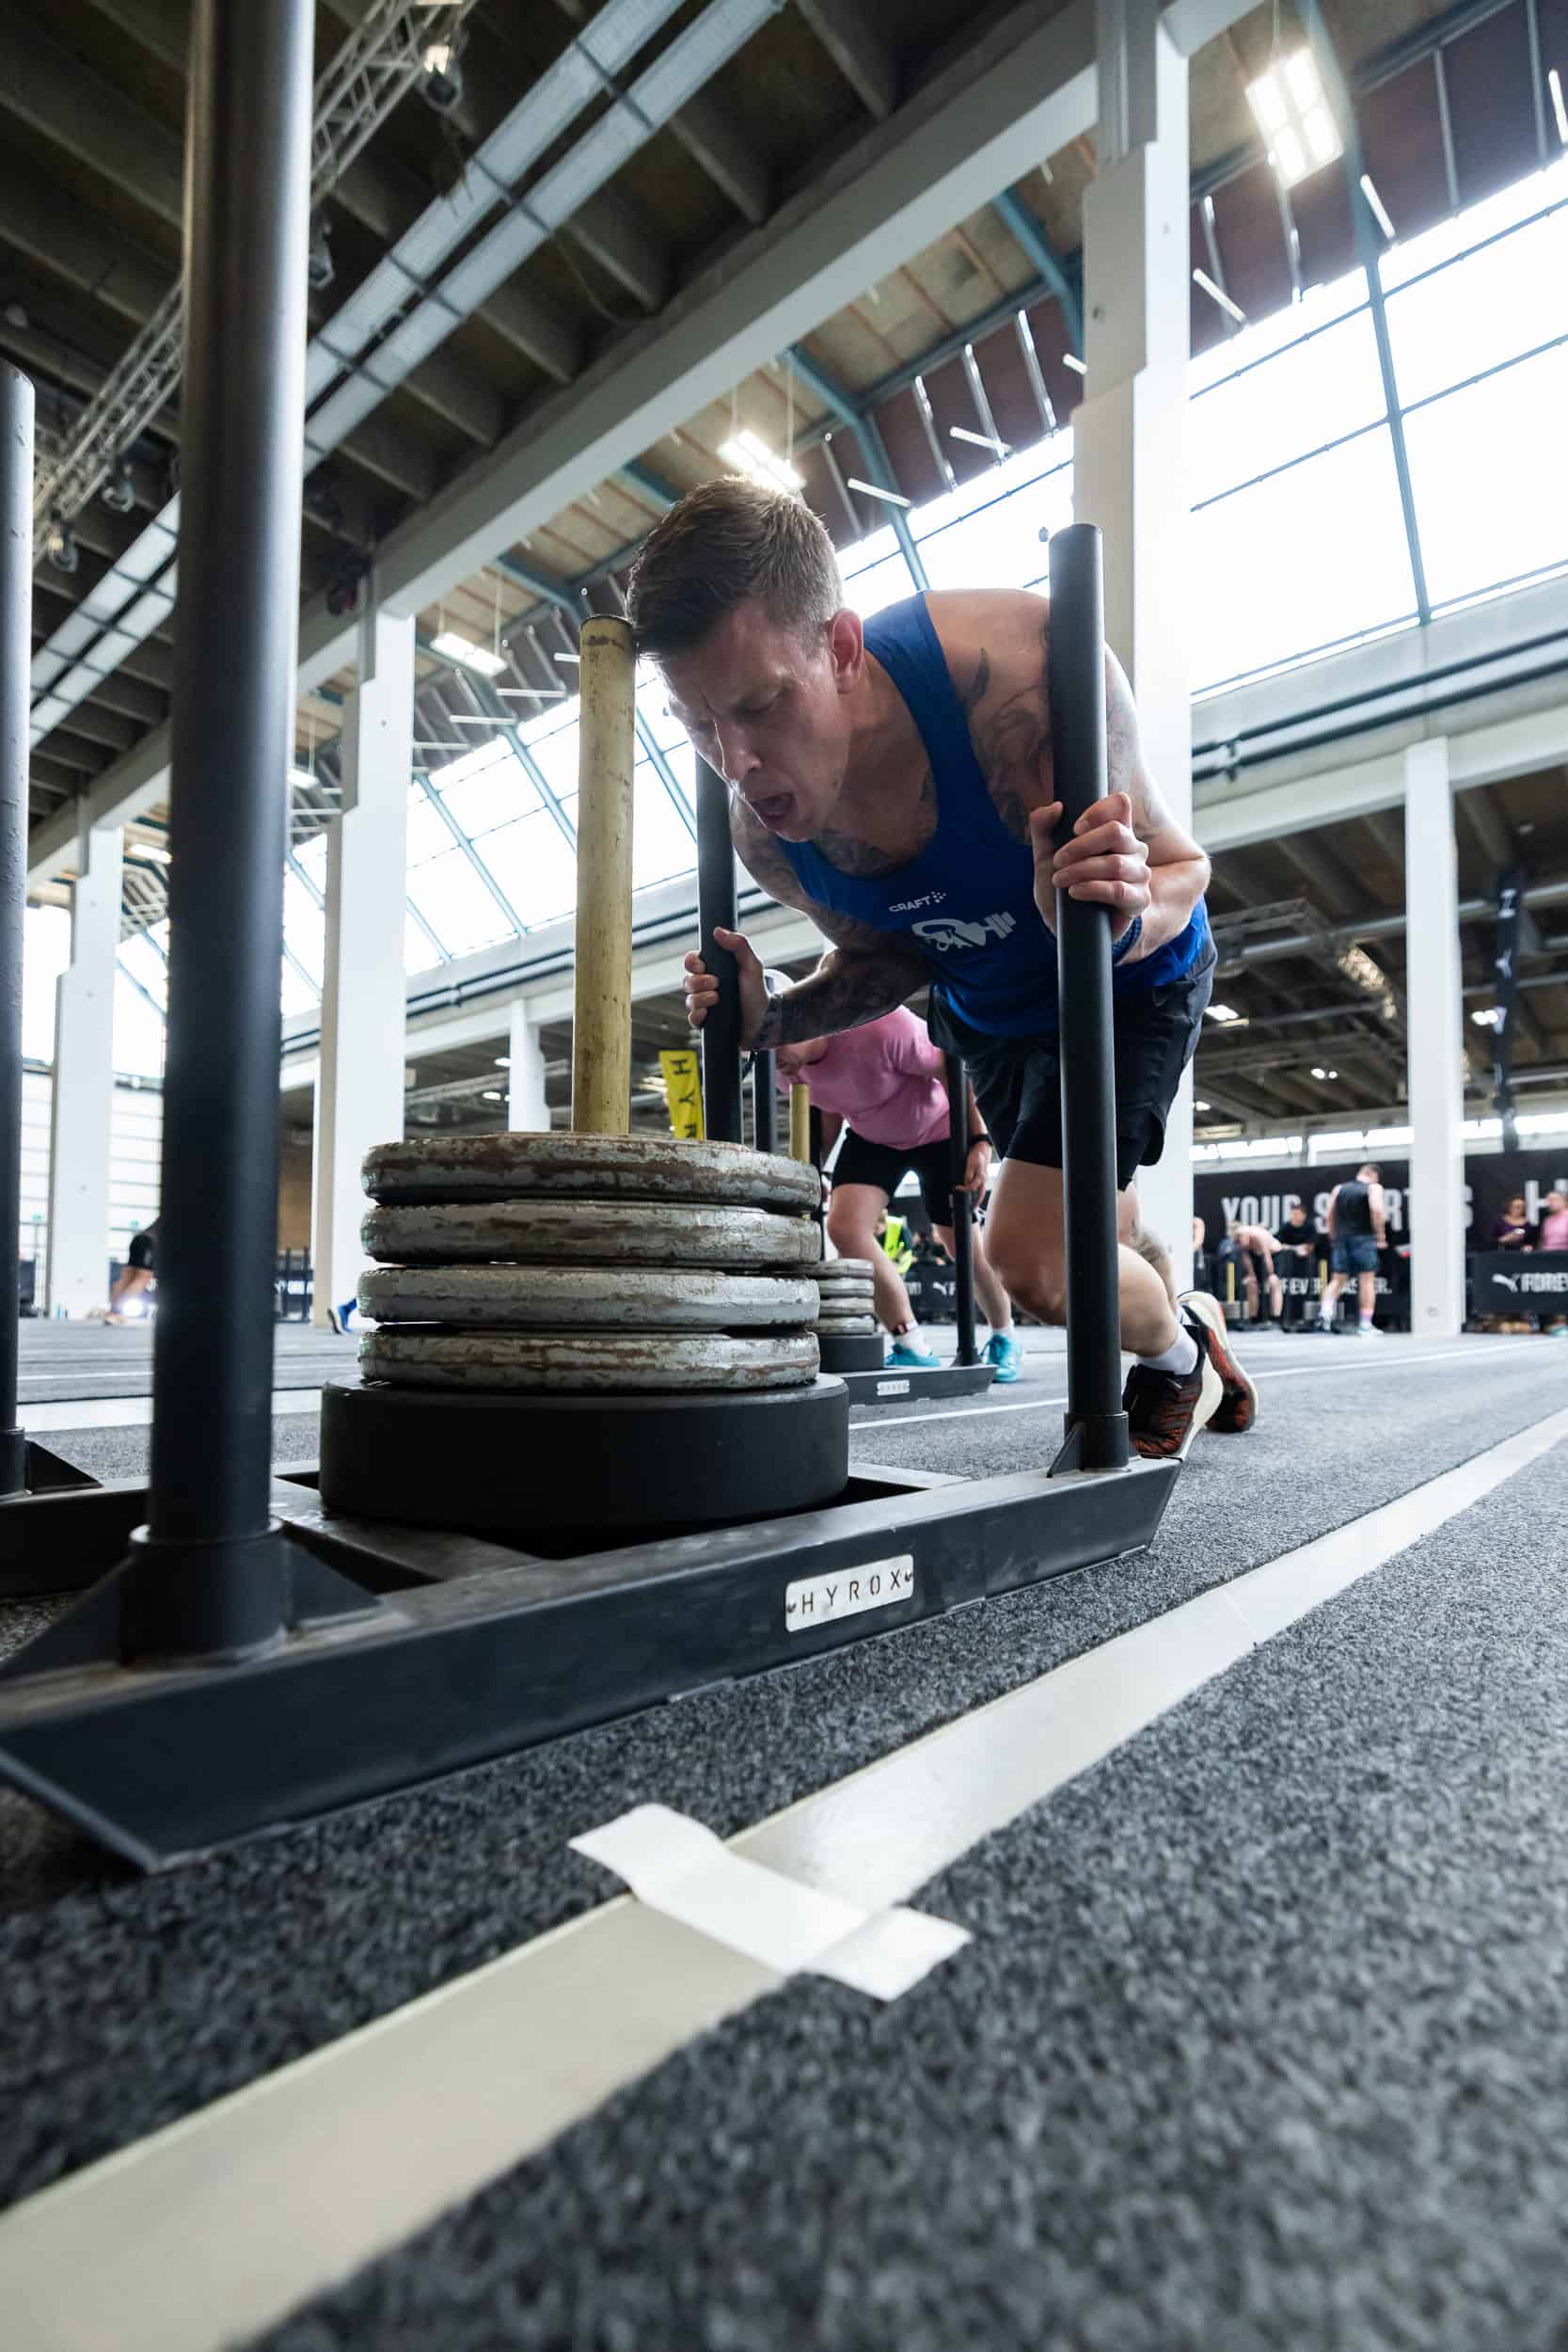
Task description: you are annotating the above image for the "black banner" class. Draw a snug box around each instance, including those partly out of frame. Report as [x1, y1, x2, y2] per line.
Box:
[1193, 1146, 1568, 1252]
[1492, 866, 1527, 1153]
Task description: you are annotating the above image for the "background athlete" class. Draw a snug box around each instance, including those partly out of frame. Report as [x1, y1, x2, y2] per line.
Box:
[1318, 1164, 1387, 1337]
[631, 479, 1255, 1456]
[775, 1005, 1022, 1379]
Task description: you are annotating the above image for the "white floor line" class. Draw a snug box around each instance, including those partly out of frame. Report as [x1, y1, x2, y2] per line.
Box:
[22, 1388, 325, 1434]
[855, 1338, 1543, 1431]
[4, 1398, 1565, 2352]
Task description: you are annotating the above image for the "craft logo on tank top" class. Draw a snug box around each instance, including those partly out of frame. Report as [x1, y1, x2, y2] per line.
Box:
[910, 910, 1019, 954]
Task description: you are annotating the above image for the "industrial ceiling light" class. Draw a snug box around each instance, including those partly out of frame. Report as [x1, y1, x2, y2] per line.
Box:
[1359, 174, 1396, 241]
[1246, 49, 1342, 189]
[1192, 268, 1245, 325]
[431, 629, 507, 677]
[308, 215, 335, 291]
[949, 424, 1011, 455]
[44, 516, 77, 574]
[420, 40, 464, 113]
[482, 1089, 503, 1101]
[101, 456, 135, 513]
[1195, 1099, 1212, 1112]
[1311, 1066, 1327, 1079]
[719, 428, 804, 494]
[1549, 68, 1568, 148]
[1062, 353, 1086, 375]
[1472, 1005, 1503, 1027]
[1204, 1001, 1246, 1025]
[847, 478, 912, 508]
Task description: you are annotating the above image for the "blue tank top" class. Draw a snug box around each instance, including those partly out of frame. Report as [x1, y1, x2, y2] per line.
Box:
[773, 596, 1210, 1038]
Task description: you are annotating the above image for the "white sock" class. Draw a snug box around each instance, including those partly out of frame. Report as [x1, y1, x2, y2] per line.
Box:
[893, 1322, 924, 1349]
[1137, 1322, 1198, 1377]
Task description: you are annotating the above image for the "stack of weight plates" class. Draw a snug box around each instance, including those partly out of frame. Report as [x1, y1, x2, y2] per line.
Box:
[813, 1256, 877, 1337]
[317, 1134, 850, 1541]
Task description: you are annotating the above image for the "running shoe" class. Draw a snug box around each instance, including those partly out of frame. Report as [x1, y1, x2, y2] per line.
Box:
[1178, 1289, 1258, 1435]
[887, 1338, 942, 1370]
[984, 1330, 1023, 1384]
[1353, 1322, 1385, 1339]
[1122, 1314, 1224, 1460]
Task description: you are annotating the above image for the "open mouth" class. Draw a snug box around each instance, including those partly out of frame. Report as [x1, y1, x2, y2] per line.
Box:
[751, 790, 796, 828]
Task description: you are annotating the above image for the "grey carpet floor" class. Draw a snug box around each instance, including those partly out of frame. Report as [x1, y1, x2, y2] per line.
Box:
[254, 1440, 1568, 2352]
[0, 1344, 1557, 2229]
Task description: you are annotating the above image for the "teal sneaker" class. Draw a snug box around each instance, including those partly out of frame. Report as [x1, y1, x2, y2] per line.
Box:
[887, 1338, 942, 1370]
[984, 1330, 1023, 1384]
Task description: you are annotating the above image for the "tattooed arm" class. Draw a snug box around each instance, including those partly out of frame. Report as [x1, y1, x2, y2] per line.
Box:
[935, 591, 1210, 959]
[680, 801, 932, 1051]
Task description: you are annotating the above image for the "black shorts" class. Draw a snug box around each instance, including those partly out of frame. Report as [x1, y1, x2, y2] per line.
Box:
[127, 1230, 157, 1273]
[929, 943, 1215, 1192]
[832, 1129, 954, 1224]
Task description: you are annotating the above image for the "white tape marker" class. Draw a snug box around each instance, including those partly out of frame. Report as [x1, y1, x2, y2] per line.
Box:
[570, 1804, 968, 2002]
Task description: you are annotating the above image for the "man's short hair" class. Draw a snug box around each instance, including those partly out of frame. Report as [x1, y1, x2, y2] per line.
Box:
[1359, 1162, 1382, 1181]
[627, 478, 845, 658]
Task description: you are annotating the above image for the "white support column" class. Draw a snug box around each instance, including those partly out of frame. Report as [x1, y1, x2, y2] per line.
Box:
[507, 999, 548, 1131]
[1071, 0, 1195, 1286]
[311, 609, 415, 1325]
[46, 823, 123, 1315]
[1404, 738, 1466, 1336]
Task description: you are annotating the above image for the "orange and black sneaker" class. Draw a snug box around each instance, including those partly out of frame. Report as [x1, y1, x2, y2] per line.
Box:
[1122, 1316, 1224, 1460]
[1178, 1289, 1258, 1435]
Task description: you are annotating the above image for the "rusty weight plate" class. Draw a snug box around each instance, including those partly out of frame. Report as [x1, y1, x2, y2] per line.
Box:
[358, 1328, 820, 1392]
[362, 1199, 819, 1271]
[362, 1132, 821, 1216]
[358, 1265, 818, 1329]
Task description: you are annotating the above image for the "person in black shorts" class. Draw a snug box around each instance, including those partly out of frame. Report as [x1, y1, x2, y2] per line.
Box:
[1317, 1165, 1386, 1337]
[106, 1216, 159, 1325]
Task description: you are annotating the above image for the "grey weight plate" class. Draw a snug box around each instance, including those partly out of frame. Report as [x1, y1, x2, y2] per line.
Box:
[816, 1315, 878, 1334]
[818, 1257, 875, 1281]
[358, 1328, 819, 1393]
[363, 1199, 819, 1272]
[363, 1132, 820, 1216]
[815, 1275, 874, 1295]
[358, 1265, 818, 1330]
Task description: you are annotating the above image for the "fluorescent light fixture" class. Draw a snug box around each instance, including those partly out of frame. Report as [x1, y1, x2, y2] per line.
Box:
[1062, 353, 1086, 375]
[422, 40, 453, 74]
[494, 1057, 511, 1068]
[719, 428, 804, 494]
[846, 478, 912, 508]
[949, 425, 1010, 455]
[1204, 1002, 1246, 1025]
[448, 713, 507, 724]
[1472, 1005, 1503, 1027]
[135, 842, 171, 863]
[482, 1089, 503, 1101]
[497, 685, 566, 700]
[431, 630, 507, 677]
[1195, 1099, 1212, 1112]
[1360, 172, 1395, 240]
[1192, 268, 1245, 325]
[553, 651, 581, 665]
[1247, 51, 1342, 189]
[1551, 68, 1568, 148]
[1310, 1066, 1327, 1080]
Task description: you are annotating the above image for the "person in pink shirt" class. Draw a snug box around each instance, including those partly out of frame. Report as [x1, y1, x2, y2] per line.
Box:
[776, 1006, 1022, 1379]
[1540, 1190, 1568, 1336]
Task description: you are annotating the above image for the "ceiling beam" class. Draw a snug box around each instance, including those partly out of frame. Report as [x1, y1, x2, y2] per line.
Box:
[795, 0, 898, 120]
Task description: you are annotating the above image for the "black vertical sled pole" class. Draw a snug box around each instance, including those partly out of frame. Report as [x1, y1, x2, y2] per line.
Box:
[695, 755, 743, 1145]
[943, 1051, 979, 1367]
[134, 0, 314, 1656]
[752, 1051, 778, 1153]
[0, 367, 31, 1496]
[1049, 525, 1129, 1470]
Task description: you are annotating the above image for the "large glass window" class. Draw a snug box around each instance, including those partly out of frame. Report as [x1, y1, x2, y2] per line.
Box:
[1402, 339, 1568, 609]
[405, 847, 515, 953]
[1189, 306, 1385, 506]
[1383, 194, 1568, 405]
[1188, 425, 1418, 691]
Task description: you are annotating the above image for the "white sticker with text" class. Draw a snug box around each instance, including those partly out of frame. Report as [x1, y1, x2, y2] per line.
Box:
[784, 1554, 916, 1634]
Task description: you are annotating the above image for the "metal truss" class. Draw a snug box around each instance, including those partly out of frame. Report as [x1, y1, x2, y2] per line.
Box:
[32, 0, 479, 532]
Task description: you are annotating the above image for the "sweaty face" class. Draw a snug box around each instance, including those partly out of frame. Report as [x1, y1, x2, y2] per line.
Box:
[659, 602, 856, 840]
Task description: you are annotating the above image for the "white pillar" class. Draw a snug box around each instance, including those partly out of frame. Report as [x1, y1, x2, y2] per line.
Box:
[1404, 738, 1465, 1336]
[1071, 0, 1195, 1287]
[507, 1000, 548, 1130]
[311, 609, 414, 1324]
[46, 824, 122, 1315]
